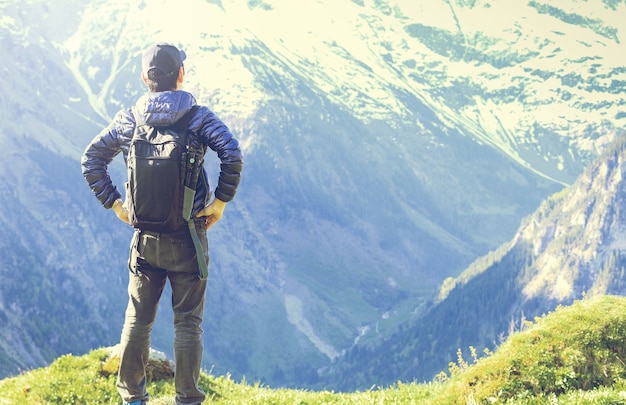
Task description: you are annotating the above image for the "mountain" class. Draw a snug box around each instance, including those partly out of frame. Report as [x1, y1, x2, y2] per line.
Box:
[322, 136, 626, 391]
[0, 0, 624, 389]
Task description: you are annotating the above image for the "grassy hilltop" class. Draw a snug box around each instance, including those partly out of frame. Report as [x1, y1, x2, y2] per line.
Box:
[2, 295, 626, 404]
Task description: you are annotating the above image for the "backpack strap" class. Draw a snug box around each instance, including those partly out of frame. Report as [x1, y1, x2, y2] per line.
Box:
[179, 105, 201, 211]
[189, 220, 208, 280]
[177, 106, 208, 280]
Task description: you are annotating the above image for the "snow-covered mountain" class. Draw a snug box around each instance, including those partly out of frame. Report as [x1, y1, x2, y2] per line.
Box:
[0, 0, 624, 389]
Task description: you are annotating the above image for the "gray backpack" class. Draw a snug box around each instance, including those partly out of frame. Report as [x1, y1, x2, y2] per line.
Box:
[126, 106, 208, 279]
[126, 106, 200, 233]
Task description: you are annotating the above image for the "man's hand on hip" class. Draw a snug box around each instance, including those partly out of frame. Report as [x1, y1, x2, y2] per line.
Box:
[112, 199, 130, 224]
[195, 198, 227, 230]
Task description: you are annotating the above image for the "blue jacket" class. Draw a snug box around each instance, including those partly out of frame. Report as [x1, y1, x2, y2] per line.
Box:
[81, 90, 243, 216]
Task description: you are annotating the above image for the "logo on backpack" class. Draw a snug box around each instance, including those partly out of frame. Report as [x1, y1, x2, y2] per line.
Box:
[126, 106, 200, 232]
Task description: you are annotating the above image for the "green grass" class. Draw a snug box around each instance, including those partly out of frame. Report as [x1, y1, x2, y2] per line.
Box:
[3, 295, 626, 404]
[0, 348, 440, 404]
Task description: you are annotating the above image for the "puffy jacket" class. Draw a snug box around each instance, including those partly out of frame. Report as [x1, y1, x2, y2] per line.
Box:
[81, 90, 243, 216]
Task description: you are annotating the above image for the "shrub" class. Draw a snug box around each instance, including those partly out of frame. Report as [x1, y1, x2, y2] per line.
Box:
[433, 295, 626, 404]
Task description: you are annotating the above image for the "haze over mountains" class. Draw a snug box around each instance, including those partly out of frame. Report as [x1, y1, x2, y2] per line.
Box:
[0, 0, 624, 391]
[323, 136, 626, 390]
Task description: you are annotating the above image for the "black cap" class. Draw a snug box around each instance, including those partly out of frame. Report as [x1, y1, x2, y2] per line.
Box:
[142, 43, 186, 76]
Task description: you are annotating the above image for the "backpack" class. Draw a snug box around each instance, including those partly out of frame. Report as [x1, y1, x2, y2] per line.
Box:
[126, 106, 201, 233]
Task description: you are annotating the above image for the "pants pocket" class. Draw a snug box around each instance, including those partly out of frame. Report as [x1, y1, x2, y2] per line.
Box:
[127, 231, 141, 275]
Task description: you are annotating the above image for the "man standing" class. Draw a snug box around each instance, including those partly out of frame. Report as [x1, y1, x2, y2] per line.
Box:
[81, 43, 243, 405]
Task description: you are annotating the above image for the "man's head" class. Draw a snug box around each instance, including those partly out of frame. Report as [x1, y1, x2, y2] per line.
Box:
[141, 43, 185, 92]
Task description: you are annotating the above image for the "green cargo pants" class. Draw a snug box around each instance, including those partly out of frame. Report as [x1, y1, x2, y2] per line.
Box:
[117, 218, 209, 405]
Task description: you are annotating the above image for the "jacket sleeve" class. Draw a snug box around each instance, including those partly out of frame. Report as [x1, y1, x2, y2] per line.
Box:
[81, 110, 132, 209]
[195, 107, 243, 202]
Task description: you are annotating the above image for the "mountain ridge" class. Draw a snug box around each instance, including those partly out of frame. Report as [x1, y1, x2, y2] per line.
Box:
[322, 135, 626, 391]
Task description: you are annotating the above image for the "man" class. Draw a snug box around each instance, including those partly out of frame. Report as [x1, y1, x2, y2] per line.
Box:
[81, 43, 243, 405]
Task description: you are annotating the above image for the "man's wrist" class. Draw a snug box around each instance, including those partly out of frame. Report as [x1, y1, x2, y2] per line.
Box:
[112, 199, 123, 209]
[213, 198, 227, 207]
